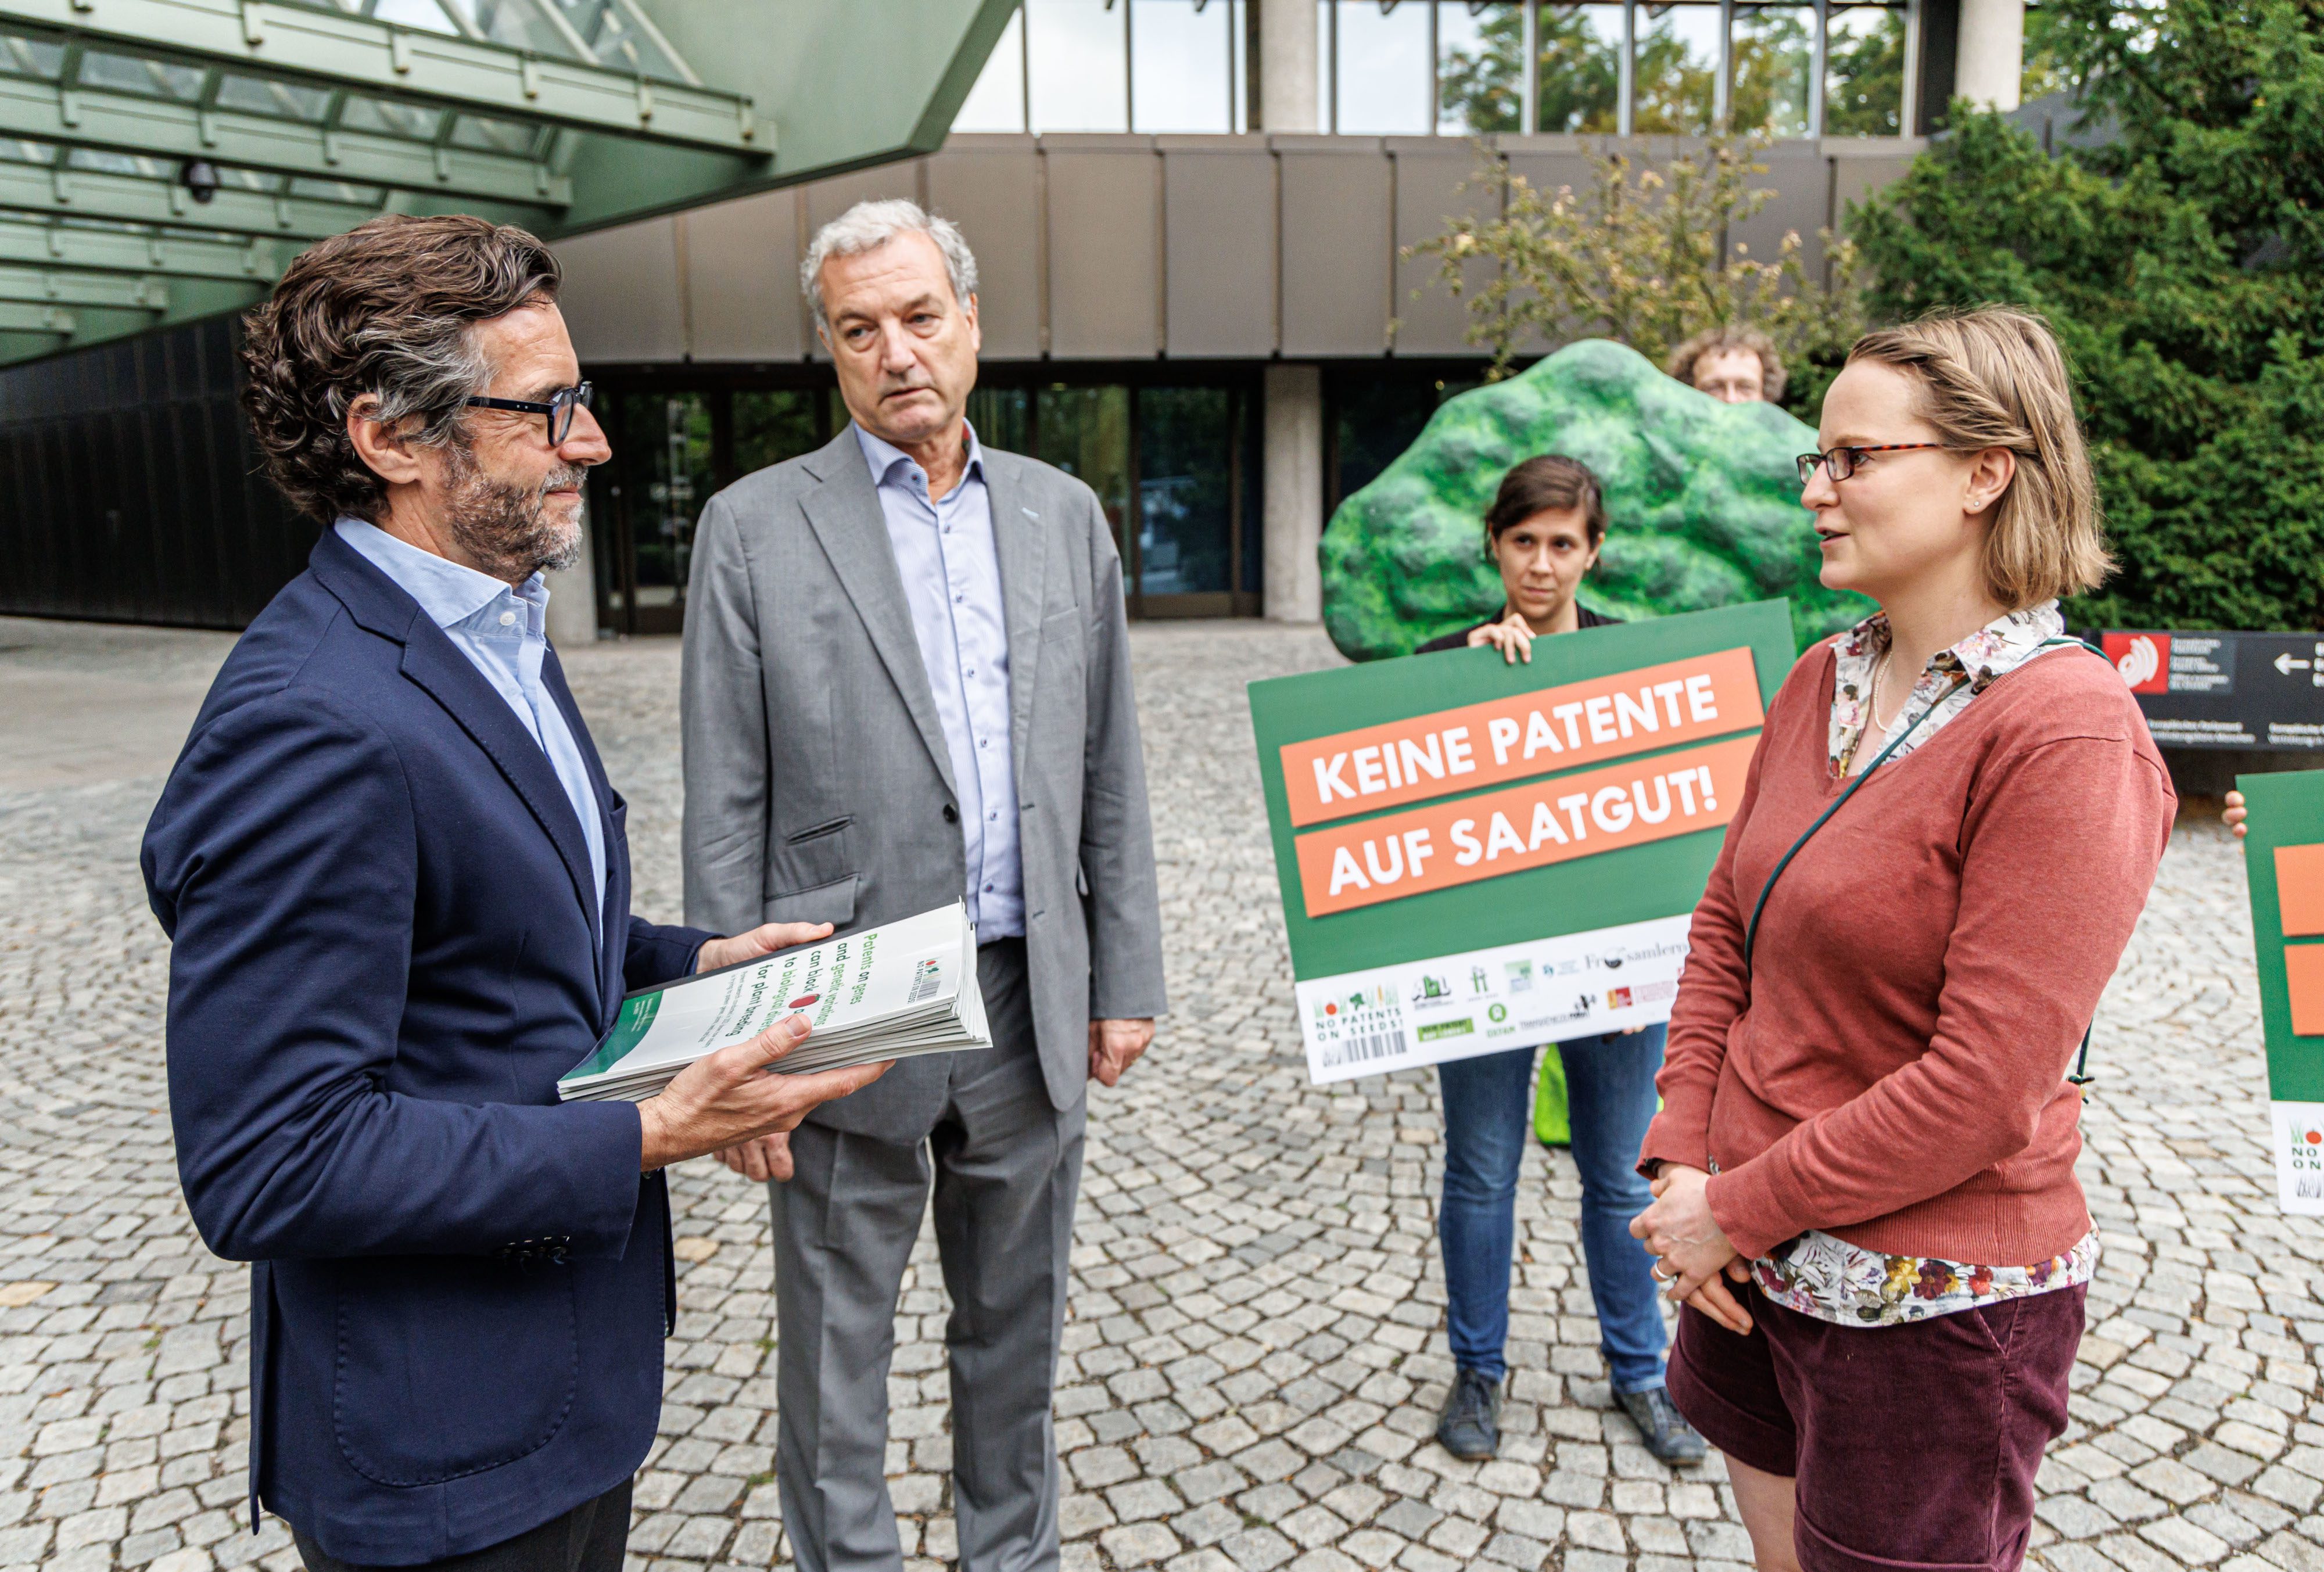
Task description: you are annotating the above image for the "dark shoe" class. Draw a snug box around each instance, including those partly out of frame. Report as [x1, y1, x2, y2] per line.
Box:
[1618, 1386, 1707, 1465]
[1436, 1367, 1501, 1460]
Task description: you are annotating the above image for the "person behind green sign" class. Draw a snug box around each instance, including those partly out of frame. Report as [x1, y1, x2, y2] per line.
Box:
[1410, 455, 1705, 1466]
[1630, 306, 2173, 1571]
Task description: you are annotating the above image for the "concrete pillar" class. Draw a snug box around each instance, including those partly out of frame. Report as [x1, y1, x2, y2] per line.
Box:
[545, 516, 600, 648]
[1258, 0, 1319, 132]
[1955, 0, 2025, 111]
[1263, 363, 1323, 624]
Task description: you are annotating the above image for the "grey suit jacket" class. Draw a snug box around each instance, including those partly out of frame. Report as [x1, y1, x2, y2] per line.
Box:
[680, 427, 1167, 1136]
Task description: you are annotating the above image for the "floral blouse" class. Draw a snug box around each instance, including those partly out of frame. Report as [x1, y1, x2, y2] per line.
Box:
[1750, 600, 2099, 1327]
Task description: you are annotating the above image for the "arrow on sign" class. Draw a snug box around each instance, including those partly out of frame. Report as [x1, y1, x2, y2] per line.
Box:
[2279, 652, 2314, 676]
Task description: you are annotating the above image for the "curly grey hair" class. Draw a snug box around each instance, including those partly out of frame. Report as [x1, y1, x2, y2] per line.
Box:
[800, 198, 980, 330]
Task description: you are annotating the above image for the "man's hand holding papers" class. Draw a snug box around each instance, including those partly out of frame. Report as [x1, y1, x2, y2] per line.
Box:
[569, 906, 994, 1175]
[637, 1015, 891, 1172]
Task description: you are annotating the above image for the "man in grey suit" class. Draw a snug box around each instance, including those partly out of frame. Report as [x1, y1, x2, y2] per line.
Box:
[679, 198, 1167, 1572]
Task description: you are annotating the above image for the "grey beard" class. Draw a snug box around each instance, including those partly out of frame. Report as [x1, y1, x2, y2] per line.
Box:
[441, 446, 587, 582]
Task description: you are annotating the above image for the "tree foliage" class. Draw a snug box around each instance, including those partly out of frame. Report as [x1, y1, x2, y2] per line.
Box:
[1410, 138, 1867, 385]
[1848, 0, 2324, 631]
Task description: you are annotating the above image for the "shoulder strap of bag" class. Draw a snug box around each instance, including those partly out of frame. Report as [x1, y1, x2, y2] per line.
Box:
[1737, 637, 2102, 1086]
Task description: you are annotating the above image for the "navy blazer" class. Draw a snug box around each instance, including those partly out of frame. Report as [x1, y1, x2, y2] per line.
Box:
[142, 529, 713, 1565]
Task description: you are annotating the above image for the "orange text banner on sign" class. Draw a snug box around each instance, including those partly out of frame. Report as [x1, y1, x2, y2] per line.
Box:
[1279, 647, 1765, 828]
[1293, 734, 1759, 918]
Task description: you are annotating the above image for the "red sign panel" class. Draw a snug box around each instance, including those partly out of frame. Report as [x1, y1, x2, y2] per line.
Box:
[2103, 631, 2170, 695]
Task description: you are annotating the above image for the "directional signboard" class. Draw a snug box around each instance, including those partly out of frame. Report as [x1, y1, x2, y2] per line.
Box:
[2097, 629, 2324, 751]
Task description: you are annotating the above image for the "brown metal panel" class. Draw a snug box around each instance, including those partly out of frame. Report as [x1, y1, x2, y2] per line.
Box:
[1389, 138, 1494, 358]
[556, 219, 687, 365]
[683, 192, 804, 363]
[1159, 136, 1276, 359]
[1276, 136, 1390, 357]
[1497, 137, 1601, 356]
[1827, 143, 1923, 224]
[1730, 143, 1833, 282]
[926, 135, 1043, 361]
[1044, 137, 1161, 361]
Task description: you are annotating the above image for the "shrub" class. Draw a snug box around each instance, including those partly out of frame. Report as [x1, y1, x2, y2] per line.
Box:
[1410, 137, 1866, 393]
[1846, 0, 2324, 631]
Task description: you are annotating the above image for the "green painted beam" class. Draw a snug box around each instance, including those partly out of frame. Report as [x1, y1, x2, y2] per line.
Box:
[0, 217, 281, 280]
[0, 0, 770, 155]
[0, 260, 166, 307]
[0, 297, 70, 331]
[0, 75, 571, 205]
[0, 157, 379, 238]
[550, 0, 1014, 234]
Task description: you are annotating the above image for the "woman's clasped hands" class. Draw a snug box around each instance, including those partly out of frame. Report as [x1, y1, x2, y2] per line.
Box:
[1630, 1164, 1756, 1336]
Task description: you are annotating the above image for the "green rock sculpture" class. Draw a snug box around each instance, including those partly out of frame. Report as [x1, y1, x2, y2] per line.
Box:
[1319, 338, 1875, 661]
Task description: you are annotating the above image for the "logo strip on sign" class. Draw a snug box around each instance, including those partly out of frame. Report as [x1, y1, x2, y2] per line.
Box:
[1278, 647, 1766, 828]
[1293, 734, 1759, 917]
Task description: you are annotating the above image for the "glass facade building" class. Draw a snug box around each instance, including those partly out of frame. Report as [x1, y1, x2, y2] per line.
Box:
[0, 0, 1995, 634]
[588, 368, 1263, 636]
[955, 0, 1916, 143]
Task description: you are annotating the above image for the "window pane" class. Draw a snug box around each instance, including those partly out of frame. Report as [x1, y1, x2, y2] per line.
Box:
[1730, 4, 1814, 139]
[1027, 0, 1129, 132]
[1633, 4, 1719, 135]
[1035, 385, 1133, 555]
[733, 391, 830, 480]
[1824, 4, 1905, 135]
[1437, 2, 1523, 135]
[1136, 387, 1235, 595]
[1132, 0, 1233, 133]
[1537, 3, 1623, 131]
[1333, 0, 1431, 136]
[617, 392, 713, 613]
[1332, 371, 1481, 510]
[967, 388, 1031, 457]
[954, 7, 1027, 133]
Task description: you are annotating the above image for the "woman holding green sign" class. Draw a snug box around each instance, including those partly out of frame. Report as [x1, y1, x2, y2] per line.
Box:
[1411, 455, 1704, 1466]
[1631, 307, 2172, 1570]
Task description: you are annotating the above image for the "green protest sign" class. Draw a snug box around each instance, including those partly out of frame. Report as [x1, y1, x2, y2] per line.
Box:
[2235, 767, 2324, 1212]
[1249, 600, 1795, 1082]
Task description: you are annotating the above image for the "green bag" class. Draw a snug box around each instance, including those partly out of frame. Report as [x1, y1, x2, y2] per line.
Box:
[1533, 1045, 1570, 1148]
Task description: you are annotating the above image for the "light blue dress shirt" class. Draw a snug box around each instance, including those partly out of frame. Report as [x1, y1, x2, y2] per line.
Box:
[335, 518, 608, 917]
[854, 422, 1024, 939]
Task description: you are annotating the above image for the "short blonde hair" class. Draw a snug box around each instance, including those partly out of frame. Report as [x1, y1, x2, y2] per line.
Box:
[1846, 307, 2111, 608]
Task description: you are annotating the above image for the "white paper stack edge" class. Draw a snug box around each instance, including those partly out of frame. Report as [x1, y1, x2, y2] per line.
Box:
[558, 904, 991, 1104]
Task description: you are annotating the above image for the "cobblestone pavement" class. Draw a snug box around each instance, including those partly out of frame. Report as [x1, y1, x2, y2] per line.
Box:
[1, 615, 2321, 1572]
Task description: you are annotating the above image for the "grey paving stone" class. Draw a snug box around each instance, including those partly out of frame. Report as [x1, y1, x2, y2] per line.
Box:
[1, 619, 2312, 1572]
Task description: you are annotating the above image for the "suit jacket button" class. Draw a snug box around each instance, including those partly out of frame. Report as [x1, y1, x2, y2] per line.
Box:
[942, 804, 959, 823]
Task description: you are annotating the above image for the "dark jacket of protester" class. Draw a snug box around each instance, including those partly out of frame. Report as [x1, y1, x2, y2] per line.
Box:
[142, 529, 713, 1565]
[1415, 604, 1617, 654]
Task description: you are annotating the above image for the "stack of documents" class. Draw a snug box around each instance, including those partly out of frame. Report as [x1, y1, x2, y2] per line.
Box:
[558, 903, 990, 1103]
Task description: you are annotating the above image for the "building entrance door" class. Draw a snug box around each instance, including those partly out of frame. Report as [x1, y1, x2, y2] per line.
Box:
[600, 391, 713, 637]
[593, 385, 840, 637]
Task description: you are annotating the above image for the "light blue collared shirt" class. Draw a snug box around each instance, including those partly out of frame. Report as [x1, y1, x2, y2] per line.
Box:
[335, 518, 608, 917]
[854, 422, 1023, 938]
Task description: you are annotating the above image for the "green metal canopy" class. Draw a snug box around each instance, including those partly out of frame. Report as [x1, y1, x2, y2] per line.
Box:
[0, 0, 1015, 363]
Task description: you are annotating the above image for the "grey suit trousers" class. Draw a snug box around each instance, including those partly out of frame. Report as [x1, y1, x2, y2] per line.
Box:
[770, 939, 1084, 1572]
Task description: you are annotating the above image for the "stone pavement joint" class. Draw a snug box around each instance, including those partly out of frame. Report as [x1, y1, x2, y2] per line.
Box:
[0, 618, 2315, 1571]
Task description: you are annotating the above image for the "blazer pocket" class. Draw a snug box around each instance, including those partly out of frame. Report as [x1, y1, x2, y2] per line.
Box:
[332, 1258, 579, 1487]
[763, 873, 859, 929]
[784, 815, 853, 845]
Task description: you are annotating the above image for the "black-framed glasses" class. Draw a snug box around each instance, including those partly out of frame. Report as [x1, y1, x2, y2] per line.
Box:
[464, 381, 593, 444]
[1796, 443, 1944, 485]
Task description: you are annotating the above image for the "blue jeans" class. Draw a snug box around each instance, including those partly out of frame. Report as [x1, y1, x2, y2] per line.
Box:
[1436, 1027, 1668, 1392]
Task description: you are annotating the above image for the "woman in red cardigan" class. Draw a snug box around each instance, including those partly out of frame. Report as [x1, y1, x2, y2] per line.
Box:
[1629, 306, 2174, 1571]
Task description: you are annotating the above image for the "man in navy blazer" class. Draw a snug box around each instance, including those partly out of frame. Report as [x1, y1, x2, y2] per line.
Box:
[141, 216, 888, 1572]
